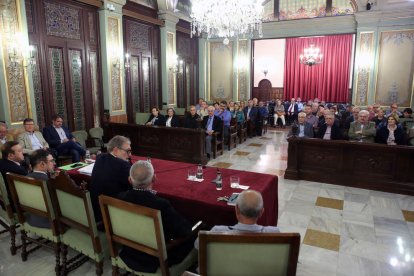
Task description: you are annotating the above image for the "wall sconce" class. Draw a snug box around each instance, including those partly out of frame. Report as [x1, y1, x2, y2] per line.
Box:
[124, 53, 130, 71]
[8, 44, 36, 70]
[112, 52, 131, 73]
[262, 69, 268, 78]
[8, 46, 19, 67]
[25, 45, 36, 69]
[169, 54, 183, 75]
[107, 3, 115, 11]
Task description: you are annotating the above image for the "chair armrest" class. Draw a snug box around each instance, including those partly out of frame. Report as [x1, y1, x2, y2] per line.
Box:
[166, 221, 203, 250]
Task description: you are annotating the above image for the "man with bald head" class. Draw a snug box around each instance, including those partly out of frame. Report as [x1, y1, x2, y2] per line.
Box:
[117, 161, 193, 273]
[201, 106, 223, 159]
[194, 190, 279, 250]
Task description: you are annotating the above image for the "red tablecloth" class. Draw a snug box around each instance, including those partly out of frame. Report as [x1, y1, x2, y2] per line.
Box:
[67, 156, 278, 227]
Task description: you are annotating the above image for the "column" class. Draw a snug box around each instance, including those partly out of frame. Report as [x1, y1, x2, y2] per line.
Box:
[98, 0, 127, 122]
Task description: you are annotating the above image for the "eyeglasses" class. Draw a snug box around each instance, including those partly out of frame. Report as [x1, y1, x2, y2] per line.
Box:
[47, 159, 56, 163]
[24, 123, 35, 126]
[119, 148, 132, 154]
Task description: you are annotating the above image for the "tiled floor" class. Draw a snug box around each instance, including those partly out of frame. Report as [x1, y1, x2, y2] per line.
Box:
[0, 128, 413, 275]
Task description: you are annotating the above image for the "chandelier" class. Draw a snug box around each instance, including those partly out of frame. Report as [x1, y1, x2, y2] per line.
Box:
[299, 44, 323, 66]
[190, 0, 264, 45]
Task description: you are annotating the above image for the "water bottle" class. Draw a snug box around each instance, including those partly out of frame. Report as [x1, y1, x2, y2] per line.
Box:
[85, 150, 91, 160]
[215, 169, 222, 190]
[196, 164, 203, 180]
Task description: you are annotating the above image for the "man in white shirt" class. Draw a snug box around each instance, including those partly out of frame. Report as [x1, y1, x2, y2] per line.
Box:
[194, 190, 280, 250]
[18, 118, 50, 154]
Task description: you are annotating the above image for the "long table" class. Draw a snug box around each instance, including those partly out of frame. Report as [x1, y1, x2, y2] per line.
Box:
[68, 156, 278, 227]
[286, 137, 414, 195]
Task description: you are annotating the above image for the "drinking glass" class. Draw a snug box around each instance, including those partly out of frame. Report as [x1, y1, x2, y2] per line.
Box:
[188, 169, 196, 181]
[230, 176, 240, 188]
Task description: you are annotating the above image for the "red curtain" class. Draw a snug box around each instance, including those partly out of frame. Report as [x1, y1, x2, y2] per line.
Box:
[283, 34, 353, 103]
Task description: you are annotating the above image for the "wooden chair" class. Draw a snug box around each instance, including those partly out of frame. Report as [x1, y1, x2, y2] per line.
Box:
[198, 231, 300, 276]
[212, 120, 224, 159]
[48, 172, 108, 276]
[238, 121, 247, 144]
[88, 127, 107, 152]
[72, 130, 100, 154]
[0, 175, 19, 255]
[6, 173, 61, 274]
[227, 118, 238, 151]
[99, 195, 198, 276]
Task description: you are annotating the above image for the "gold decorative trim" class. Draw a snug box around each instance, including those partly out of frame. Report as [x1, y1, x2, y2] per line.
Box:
[355, 32, 373, 106]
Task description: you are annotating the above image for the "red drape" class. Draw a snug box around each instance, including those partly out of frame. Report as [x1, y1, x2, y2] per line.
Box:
[283, 34, 353, 102]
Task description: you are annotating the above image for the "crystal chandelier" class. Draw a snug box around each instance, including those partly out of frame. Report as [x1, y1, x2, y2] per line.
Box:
[190, 0, 264, 45]
[299, 44, 323, 66]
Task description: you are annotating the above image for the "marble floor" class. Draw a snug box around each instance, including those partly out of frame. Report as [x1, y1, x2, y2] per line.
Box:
[1, 128, 414, 275]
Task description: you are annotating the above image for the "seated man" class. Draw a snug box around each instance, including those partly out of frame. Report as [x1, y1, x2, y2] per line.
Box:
[287, 112, 314, 138]
[316, 113, 342, 140]
[194, 190, 279, 250]
[90, 135, 132, 222]
[215, 101, 231, 141]
[184, 105, 200, 129]
[348, 110, 376, 143]
[18, 118, 50, 154]
[118, 161, 193, 273]
[304, 105, 318, 128]
[0, 141, 27, 198]
[386, 103, 403, 117]
[26, 149, 56, 228]
[256, 101, 269, 136]
[243, 100, 258, 138]
[43, 115, 86, 162]
[201, 106, 223, 159]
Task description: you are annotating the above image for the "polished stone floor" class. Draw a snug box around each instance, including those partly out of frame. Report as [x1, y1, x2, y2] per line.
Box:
[1, 128, 413, 275]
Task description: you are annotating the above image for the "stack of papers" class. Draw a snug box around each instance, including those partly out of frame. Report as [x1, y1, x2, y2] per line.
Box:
[187, 177, 204, 182]
[78, 163, 95, 176]
[232, 184, 250, 190]
[58, 162, 88, 171]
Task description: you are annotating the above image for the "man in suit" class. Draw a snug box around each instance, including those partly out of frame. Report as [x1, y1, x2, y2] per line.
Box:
[118, 161, 194, 273]
[194, 190, 279, 250]
[243, 100, 258, 138]
[18, 118, 50, 154]
[286, 98, 299, 125]
[90, 135, 132, 222]
[0, 141, 27, 198]
[25, 149, 56, 228]
[184, 105, 200, 129]
[317, 113, 342, 140]
[348, 110, 376, 143]
[43, 115, 86, 162]
[288, 112, 314, 138]
[201, 106, 223, 159]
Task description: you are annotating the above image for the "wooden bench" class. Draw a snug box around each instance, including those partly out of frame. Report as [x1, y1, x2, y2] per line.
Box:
[285, 137, 414, 195]
[103, 122, 208, 165]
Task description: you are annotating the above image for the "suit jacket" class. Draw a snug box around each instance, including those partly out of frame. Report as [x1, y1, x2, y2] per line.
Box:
[146, 114, 166, 126]
[201, 115, 223, 134]
[183, 114, 200, 129]
[89, 153, 132, 222]
[288, 122, 314, 138]
[317, 124, 343, 140]
[118, 189, 192, 273]
[43, 125, 74, 148]
[165, 115, 180, 127]
[376, 125, 405, 145]
[0, 159, 27, 202]
[243, 106, 258, 122]
[26, 171, 51, 228]
[18, 131, 49, 154]
[348, 121, 376, 143]
[286, 103, 299, 114]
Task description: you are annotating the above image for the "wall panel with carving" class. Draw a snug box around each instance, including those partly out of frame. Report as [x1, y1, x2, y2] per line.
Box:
[123, 16, 160, 123]
[25, 0, 101, 130]
[176, 30, 199, 108]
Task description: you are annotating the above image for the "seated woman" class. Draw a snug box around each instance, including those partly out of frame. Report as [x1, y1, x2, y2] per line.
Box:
[165, 107, 180, 127]
[273, 99, 286, 128]
[372, 108, 387, 128]
[231, 103, 245, 125]
[376, 114, 405, 145]
[146, 107, 166, 126]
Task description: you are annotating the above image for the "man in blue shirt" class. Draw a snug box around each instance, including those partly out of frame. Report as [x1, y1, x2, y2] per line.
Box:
[215, 101, 231, 142]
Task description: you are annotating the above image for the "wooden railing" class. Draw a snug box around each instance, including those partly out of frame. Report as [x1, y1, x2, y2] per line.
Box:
[285, 137, 414, 195]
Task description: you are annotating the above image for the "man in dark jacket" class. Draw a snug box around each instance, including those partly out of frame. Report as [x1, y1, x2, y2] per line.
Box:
[184, 105, 200, 129]
[201, 106, 223, 159]
[118, 161, 193, 273]
[317, 113, 343, 140]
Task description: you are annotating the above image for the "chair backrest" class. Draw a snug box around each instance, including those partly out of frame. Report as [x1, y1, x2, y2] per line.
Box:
[136, 113, 149, 125]
[175, 108, 186, 116]
[48, 171, 100, 249]
[72, 130, 88, 148]
[99, 195, 169, 275]
[88, 127, 104, 147]
[198, 231, 300, 276]
[0, 175, 14, 220]
[6, 173, 58, 234]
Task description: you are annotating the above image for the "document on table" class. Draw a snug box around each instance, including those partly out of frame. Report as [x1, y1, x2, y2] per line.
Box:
[78, 163, 95, 176]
